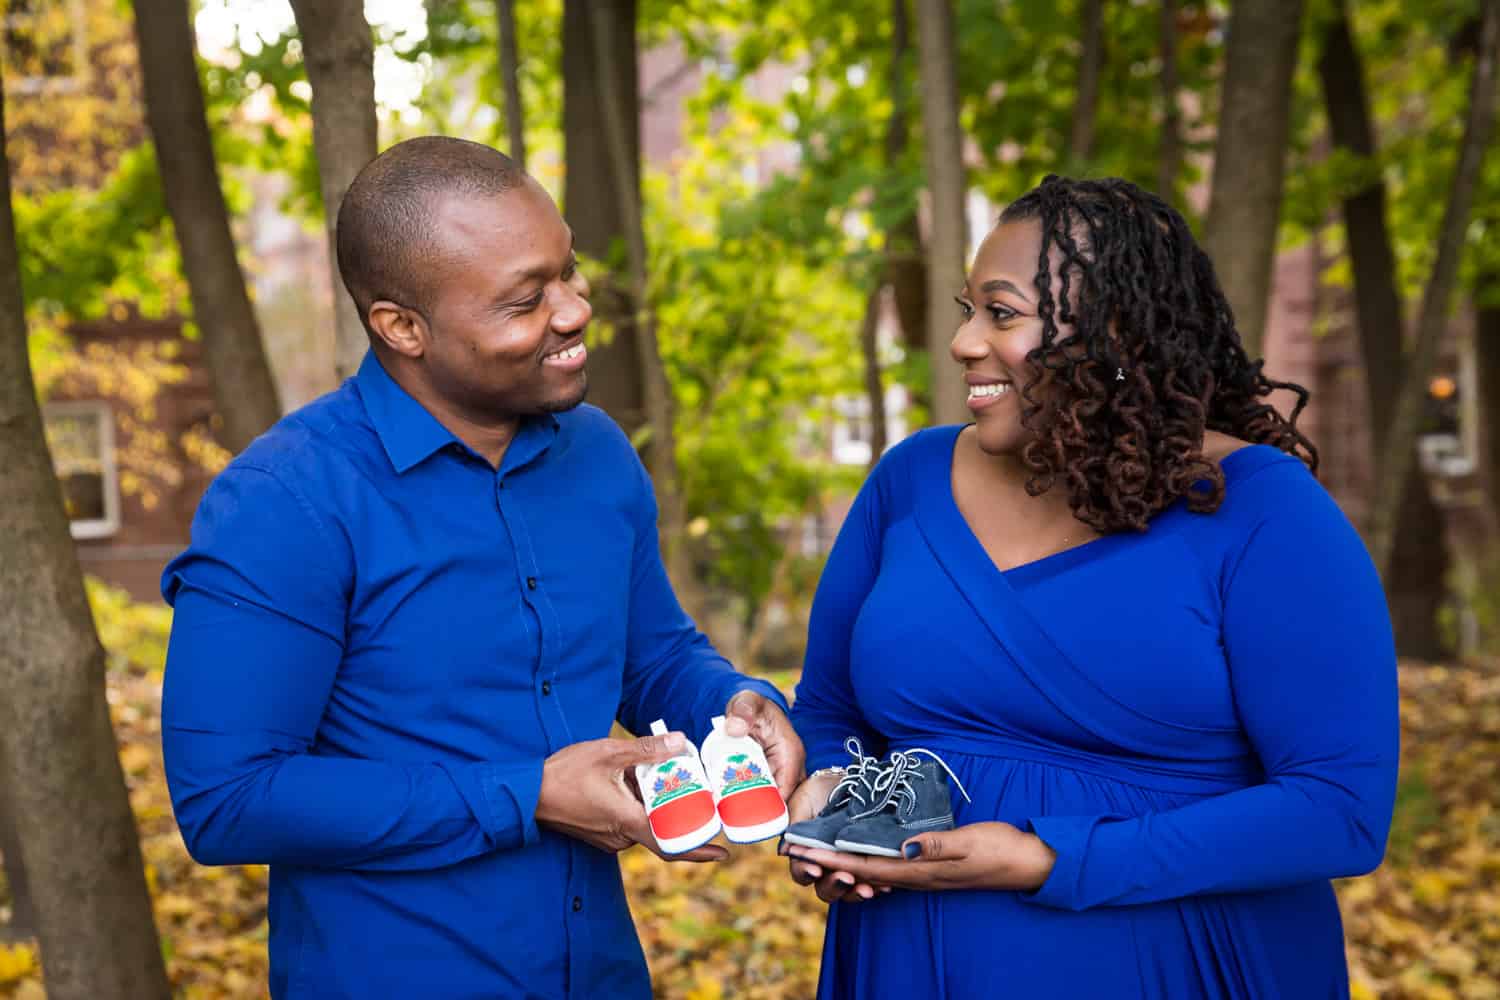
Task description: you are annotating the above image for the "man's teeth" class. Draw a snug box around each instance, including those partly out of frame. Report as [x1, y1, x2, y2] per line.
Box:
[546, 344, 584, 361]
[967, 382, 1011, 399]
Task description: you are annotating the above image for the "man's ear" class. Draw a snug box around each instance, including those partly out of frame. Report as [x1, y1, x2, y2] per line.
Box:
[367, 300, 429, 358]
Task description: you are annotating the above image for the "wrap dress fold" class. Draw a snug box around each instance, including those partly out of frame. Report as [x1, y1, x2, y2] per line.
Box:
[791, 427, 1398, 999]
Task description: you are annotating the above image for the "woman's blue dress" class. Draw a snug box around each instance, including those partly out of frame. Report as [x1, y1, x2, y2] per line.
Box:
[790, 427, 1399, 999]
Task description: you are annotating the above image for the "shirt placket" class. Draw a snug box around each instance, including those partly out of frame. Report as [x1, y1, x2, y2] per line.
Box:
[493, 464, 590, 997]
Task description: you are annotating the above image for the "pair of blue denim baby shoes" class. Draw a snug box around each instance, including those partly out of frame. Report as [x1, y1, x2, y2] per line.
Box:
[783, 738, 970, 857]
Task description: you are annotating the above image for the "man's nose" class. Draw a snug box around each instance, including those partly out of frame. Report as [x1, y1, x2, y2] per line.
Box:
[552, 285, 592, 333]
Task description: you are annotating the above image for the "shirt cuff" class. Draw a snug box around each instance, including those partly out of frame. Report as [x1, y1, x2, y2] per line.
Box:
[442, 760, 545, 851]
[1020, 814, 1104, 911]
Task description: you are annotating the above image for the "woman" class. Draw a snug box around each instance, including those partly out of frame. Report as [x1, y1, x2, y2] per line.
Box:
[782, 175, 1398, 998]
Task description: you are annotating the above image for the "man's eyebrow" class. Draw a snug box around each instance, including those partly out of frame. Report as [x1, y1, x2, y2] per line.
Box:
[980, 278, 1032, 303]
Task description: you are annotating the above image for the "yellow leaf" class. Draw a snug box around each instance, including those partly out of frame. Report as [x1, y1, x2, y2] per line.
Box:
[0, 943, 38, 984]
[685, 973, 724, 1000]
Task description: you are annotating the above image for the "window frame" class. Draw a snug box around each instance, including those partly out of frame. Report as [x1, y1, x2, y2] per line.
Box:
[43, 399, 122, 540]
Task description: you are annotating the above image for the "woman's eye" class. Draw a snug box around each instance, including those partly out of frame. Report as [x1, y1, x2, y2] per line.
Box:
[954, 296, 975, 319]
[987, 304, 1015, 322]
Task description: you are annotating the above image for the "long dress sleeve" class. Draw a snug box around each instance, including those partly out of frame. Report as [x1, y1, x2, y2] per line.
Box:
[791, 450, 901, 771]
[162, 467, 543, 871]
[1023, 461, 1400, 910]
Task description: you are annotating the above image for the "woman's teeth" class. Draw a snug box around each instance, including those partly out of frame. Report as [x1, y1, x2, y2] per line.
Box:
[967, 382, 1011, 400]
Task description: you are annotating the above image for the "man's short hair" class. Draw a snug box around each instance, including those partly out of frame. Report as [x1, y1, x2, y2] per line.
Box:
[336, 136, 528, 333]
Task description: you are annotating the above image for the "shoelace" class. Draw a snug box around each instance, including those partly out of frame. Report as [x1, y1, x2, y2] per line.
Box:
[847, 748, 971, 822]
[825, 737, 881, 812]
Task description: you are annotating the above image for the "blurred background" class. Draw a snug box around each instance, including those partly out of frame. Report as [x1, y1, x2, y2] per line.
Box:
[1, 0, 1498, 997]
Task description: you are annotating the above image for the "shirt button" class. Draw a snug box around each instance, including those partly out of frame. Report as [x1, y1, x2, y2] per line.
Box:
[572, 896, 583, 912]
[541, 681, 552, 696]
[527, 577, 537, 590]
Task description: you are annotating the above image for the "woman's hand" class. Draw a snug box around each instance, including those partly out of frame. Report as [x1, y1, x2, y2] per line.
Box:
[783, 822, 1056, 894]
[782, 773, 891, 904]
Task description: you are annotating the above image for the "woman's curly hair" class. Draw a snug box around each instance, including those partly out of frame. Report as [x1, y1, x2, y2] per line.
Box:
[998, 175, 1317, 533]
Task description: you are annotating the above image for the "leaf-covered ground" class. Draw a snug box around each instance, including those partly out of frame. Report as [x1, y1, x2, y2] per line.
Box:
[1, 659, 1496, 998]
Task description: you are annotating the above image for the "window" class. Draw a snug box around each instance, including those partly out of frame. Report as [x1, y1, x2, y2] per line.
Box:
[831, 395, 873, 466]
[43, 401, 120, 539]
[2, 0, 88, 95]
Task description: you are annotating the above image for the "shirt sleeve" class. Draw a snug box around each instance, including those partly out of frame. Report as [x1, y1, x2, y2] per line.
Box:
[615, 453, 787, 746]
[161, 466, 542, 871]
[1022, 462, 1400, 910]
[789, 454, 894, 772]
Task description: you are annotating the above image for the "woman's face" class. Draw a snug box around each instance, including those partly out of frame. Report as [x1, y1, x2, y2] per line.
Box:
[952, 218, 1063, 457]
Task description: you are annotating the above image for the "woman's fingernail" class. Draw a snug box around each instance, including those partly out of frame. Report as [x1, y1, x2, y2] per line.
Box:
[902, 842, 922, 860]
[804, 864, 823, 878]
[879, 886, 893, 894]
[835, 874, 855, 887]
[857, 885, 874, 899]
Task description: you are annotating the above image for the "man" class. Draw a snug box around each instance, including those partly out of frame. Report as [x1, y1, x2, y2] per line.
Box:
[160, 136, 803, 999]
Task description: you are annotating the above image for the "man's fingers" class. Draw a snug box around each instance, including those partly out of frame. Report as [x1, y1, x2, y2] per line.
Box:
[723, 690, 761, 736]
[667, 843, 730, 863]
[617, 731, 687, 766]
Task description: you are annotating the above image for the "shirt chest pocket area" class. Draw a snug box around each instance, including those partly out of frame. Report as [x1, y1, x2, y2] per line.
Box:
[527, 509, 636, 683]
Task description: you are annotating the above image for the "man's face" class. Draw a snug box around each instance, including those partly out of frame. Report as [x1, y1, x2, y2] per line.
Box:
[417, 181, 592, 420]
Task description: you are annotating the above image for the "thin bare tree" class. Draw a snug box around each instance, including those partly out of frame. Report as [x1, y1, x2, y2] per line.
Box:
[582, 0, 695, 593]
[1158, 0, 1183, 198]
[1069, 0, 1105, 167]
[915, 0, 969, 426]
[1366, 0, 1500, 576]
[288, 0, 379, 380]
[131, 0, 281, 453]
[0, 75, 171, 1000]
[1317, 0, 1451, 656]
[498, 0, 527, 169]
[1202, 0, 1305, 357]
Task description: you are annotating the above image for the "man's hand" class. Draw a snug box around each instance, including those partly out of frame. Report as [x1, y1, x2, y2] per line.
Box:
[536, 733, 728, 862]
[723, 689, 805, 799]
[783, 822, 1056, 895]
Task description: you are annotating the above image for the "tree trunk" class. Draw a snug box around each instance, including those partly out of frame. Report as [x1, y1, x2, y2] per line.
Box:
[1158, 0, 1183, 198]
[1479, 295, 1500, 524]
[582, 0, 695, 596]
[563, 0, 646, 439]
[860, 0, 921, 466]
[884, 0, 928, 365]
[1367, 0, 1500, 577]
[0, 808, 35, 938]
[1317, 0, 1450, 658]
[1202, 0, 1305, 357]
[914, 0, 969, 427]
[130, 0, 281, 454]
[497, 0, 527, 170]
[0, 78, 171, 1000]
[860, 288, 889, 472]
[287, 0, 379, 382]
[1069, 0, 1105, 167]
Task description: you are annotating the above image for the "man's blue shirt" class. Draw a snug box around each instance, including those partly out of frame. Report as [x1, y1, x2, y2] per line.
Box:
[161, 352, 786, 999]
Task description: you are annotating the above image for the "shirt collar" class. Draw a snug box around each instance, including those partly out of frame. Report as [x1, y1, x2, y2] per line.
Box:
[356, 350, 561, 475]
